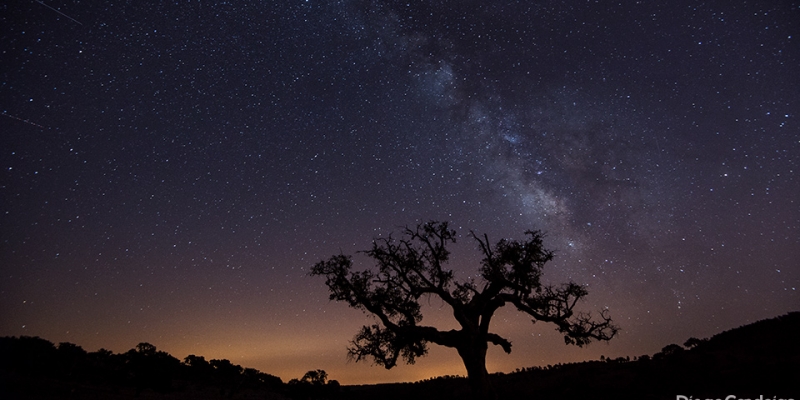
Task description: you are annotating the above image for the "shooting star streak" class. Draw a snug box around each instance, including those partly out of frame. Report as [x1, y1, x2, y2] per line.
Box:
[35, 1, 83, 26]
[1, 112, 48, 130]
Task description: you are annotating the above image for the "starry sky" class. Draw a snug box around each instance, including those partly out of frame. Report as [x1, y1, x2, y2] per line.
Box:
[1, 0, 798, 385]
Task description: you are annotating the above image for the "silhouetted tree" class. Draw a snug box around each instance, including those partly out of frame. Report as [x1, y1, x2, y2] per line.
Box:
[658, 343, 685, 358]
[311, 221, 618, 399]
[300, 369, 328, 385]
[210, 358, 244, 378]
[56, 342, 88, 379]
[124, 342, 181, 393]
[288, 369, 338, 400]
[86, 348, 123, 385]
[135, 342, 157, 355]
[0, 336, 58, 376]
[208, 358, 245, 395]
[683, 337, 708, 349]
[242, 367, 283, 389]
[183, 354, 214, 384]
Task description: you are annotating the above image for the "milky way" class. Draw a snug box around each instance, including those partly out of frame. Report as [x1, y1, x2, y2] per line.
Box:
[1, 0, 798, 384]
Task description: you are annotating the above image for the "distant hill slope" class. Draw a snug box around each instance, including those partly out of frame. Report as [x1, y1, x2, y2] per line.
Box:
[692, 311, 800, 358]
[492, 311, 800, 400]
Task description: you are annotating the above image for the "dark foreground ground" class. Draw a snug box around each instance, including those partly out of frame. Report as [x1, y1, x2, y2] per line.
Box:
[2, 312, 798, 400]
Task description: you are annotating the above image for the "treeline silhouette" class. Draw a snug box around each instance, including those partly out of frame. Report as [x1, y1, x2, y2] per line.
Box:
[2, 312, 798, 399]
[0, 338, 337, 399]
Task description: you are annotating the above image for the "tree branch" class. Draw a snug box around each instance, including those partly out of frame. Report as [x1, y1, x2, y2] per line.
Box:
[498, 284, 618, 346]
[486, 333, 512, 353]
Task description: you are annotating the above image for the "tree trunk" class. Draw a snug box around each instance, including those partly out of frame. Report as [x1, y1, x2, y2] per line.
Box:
[457, 342, 496, 400]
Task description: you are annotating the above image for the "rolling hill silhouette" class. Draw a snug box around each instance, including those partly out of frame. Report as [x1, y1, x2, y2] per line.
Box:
[2, 312, 797, 399]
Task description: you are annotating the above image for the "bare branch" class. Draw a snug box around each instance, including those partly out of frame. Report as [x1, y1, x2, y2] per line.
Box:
[486, 333, 512, 353]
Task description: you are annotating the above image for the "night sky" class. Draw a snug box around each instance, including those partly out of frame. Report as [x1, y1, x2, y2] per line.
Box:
[1, 0, 798, 385]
